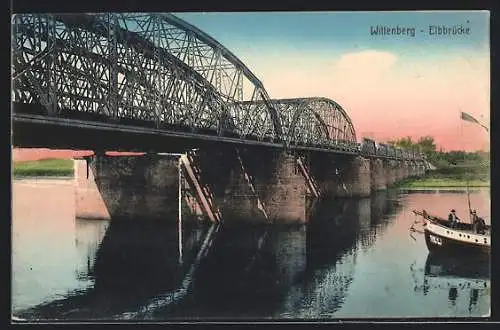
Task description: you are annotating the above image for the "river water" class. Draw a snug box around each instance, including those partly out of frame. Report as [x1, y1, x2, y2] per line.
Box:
[11, 179, 490, 320]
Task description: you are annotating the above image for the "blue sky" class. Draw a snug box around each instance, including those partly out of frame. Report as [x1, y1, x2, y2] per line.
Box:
[176, 11, 489, 58]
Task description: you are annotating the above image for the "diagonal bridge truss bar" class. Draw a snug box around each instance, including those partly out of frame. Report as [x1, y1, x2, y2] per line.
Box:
[11, 13, 281, 141]
[11, 13, 424, 161]
[238, 97, 359, 152]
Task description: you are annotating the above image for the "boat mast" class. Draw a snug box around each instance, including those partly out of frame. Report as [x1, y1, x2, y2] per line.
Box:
[460, 109, 473, 223]
[466, 175, 472, 221]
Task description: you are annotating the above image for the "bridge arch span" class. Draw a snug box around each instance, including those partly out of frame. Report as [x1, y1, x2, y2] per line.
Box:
[272, 97, 358, 150]
[112, 13, 282, 140]
[12, 13, 280, 140]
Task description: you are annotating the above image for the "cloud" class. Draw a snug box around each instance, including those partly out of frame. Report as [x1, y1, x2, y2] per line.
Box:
[240, 48, 489, 150]
[332, 50, 398, 83]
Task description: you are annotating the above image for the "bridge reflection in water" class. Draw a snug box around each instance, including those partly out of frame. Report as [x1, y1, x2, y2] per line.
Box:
[13, 188, 400, 321]
[13, 187, 490, 320]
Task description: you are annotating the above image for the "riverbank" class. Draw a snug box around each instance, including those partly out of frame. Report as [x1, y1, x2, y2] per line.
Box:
[13, 159, 74, 178]
[396, 165, 490, 188]
[396, 177, 490, 188]
[13, 177, 74, 182]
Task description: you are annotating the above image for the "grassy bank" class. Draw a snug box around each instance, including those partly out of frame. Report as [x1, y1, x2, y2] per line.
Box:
[397, 165, 490, 188]
[13, 159, 74, 177]
[397, 177, 489, 188]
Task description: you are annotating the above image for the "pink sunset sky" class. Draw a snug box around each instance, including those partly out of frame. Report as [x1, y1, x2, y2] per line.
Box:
[241, 49, 490, 152]
[180, 11, 491, 152]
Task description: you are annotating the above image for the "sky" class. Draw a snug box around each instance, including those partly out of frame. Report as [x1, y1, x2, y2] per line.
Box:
[176, 11, 490, 151]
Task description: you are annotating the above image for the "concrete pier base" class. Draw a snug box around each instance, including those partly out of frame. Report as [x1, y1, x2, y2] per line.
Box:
[385, 160, 397, 187]
[262, 152, 307, 224]
[370, 158, 387, 191]
[331, 156, 371, 198]
[220, 154, 269, 224]
[74, 148, 427, 225]
[75, 154, 179, 221]
[74, 158, 111, 220]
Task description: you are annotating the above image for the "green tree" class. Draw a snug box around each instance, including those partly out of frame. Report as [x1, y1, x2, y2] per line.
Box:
[387, 136, 416, 149]
[384, 135, 487, 170]
[395, 136, 413, 148]
[416, 136, 436, 154]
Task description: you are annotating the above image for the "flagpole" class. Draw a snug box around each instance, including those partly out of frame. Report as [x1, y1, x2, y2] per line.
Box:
[460, 110, 489, 223]
[460, 110, 472, 223]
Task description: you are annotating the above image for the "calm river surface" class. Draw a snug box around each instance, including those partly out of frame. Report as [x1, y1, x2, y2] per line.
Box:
[12, 179, 490, 320]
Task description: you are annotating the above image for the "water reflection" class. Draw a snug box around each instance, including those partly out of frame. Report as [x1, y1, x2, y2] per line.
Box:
[417, 252, 490, 315]
[276, 192, 401, 319]
[74, 219, 109, 281]
[12, 181, 490, 320]
[12, 180, 104, 315]
[16, 217, 212, 320]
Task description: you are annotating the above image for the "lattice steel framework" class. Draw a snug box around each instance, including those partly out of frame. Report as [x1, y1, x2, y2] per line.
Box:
[271, 97, 358, 150]
[12, 13, 281, 140]
[11, 13, 425, 160]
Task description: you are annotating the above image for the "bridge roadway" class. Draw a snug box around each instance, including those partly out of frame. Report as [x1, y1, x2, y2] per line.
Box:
[12, 111, 362, 156]
[13, 109, 423, 163]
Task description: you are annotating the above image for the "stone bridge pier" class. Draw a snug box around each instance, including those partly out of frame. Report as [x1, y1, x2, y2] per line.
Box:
[383, 160, 397, 187]
[74, 149, 428, 224]
[195, 147, 308, 225]
[418, 161, 426, 176]
[74, 153, 180, 221]
[74, 148, 309, 225]
[407, 161, 416, 177]
[402, 161, 409, 180]
[395, 161, 405, 182]
[309, 153, 371, 198]
[370, 158, 386, 191]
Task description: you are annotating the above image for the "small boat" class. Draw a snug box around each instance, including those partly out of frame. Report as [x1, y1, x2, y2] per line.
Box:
[413, 209, 490, 255]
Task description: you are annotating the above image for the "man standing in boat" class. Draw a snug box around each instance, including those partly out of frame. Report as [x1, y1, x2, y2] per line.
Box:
[471, 210, 479, 231]
[471, 210, 487, 234]
[448, 209, 460, 228]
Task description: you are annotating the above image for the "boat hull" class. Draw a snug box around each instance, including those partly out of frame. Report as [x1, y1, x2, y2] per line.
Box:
[424, 228, 490, 255]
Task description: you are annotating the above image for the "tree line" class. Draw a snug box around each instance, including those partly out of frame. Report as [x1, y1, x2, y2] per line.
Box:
[387, 136, 489, 168]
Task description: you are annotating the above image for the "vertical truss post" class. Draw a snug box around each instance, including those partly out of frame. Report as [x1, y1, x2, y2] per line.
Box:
[11, 15, 19, 97]
[152, 16, 162, 128]
[236, 70, 243, 101]
[215, 69, 222, 94]
[108, 13, 118, 120]
[46, 15, 57, 116]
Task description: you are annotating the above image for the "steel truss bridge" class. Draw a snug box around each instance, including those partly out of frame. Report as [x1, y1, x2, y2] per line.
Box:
[11, 13, 424, 161]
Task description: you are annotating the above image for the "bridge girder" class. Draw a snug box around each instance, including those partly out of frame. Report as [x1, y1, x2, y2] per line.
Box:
[12, 13, 281, 141]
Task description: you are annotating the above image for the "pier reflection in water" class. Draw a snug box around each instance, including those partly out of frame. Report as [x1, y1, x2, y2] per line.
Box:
[12, 181, 490, 320]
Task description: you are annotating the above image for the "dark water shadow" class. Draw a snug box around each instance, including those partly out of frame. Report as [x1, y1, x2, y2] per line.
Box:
[15, 190, 405, 321]
[156, 192, 402, 320]
[15, 217, 211, 320]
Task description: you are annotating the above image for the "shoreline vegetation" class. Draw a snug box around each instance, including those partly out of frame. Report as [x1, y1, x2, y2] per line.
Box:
[396, 177, 489, 188]
[13, 159, 74, 178]
[387, 135, 490, 189]
[396, 165, 490, 188]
